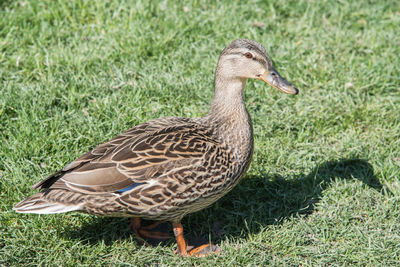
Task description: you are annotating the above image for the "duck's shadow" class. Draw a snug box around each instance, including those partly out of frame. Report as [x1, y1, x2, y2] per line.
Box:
[63, 158, 388, 246]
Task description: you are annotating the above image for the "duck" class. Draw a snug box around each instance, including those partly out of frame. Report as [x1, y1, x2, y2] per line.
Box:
[14, 39, 298, 257]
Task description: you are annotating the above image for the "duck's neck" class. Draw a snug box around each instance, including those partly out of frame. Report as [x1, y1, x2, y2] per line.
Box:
[205, 75, 254, 166]
[208, 75, 254, 156]
[210, 77, 247, 118]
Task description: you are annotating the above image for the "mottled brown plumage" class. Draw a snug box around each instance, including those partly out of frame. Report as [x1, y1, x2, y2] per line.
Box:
[14, 39, 298, 256]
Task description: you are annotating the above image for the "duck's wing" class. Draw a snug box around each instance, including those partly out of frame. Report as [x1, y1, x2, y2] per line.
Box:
[32, 117, 220, 195]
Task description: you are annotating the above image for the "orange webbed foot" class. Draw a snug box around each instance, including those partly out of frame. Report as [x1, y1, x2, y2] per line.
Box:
[188, 244, 222, 257]
[172, 222, 221, 257]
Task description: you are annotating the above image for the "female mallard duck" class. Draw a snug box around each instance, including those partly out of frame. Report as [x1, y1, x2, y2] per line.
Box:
[14, 39, 298, 256]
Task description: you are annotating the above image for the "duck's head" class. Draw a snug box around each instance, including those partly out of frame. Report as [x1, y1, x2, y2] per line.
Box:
[216, 39, 299, 95]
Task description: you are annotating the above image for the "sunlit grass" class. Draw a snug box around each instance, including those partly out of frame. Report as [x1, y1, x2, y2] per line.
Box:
[1, 0, 399, 265]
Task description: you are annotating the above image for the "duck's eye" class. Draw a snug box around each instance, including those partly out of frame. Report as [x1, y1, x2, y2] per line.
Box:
[244, 52, 253, 59]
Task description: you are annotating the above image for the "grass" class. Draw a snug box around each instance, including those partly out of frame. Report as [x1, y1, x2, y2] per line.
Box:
[1, 0, 399, 265]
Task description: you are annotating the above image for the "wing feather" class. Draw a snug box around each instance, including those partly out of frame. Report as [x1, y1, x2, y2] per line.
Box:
[33, 118, 219, 196]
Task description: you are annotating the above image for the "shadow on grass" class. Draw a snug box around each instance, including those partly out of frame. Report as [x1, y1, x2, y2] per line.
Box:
[208, 158, 388, 240]
[62, 158, 388, 247]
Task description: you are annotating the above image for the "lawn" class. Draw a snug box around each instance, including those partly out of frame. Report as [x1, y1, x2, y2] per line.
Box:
[1, 0, 399, 265]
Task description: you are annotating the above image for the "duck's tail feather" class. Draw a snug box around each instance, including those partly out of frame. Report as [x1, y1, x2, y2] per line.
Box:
[13, 192, 82, 214]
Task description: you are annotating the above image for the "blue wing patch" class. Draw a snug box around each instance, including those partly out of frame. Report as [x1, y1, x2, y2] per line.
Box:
[116, 182, 146, 193]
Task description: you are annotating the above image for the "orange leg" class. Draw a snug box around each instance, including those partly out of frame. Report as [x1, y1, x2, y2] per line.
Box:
[173, 222, 188, 256]
[173, 222, 222, 257]
[129, 218, 171, 243]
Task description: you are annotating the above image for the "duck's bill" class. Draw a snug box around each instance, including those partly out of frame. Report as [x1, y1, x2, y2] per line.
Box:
[258, 68, 299, 95]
